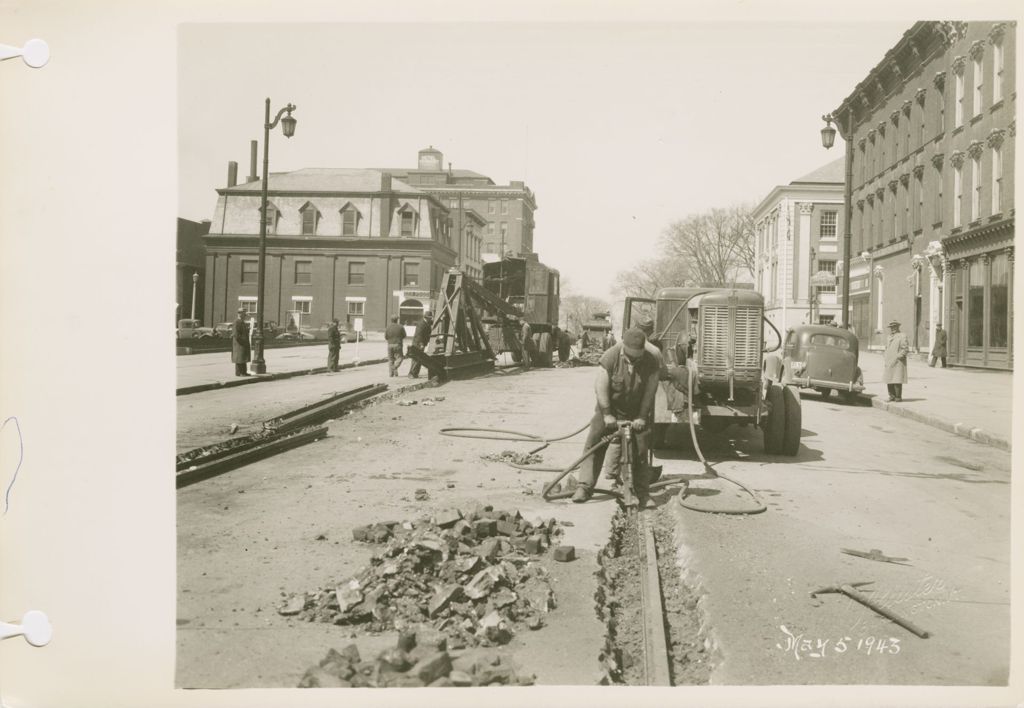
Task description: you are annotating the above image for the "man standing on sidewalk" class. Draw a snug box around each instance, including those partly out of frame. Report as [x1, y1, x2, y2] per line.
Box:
[384, 316, 406, 377]
[327, 319, 341, 372]
[883, 320, 909, 402]
[408, 311, 433, 379]
[930, 324, 948, 368]
[232, 307, 251, 377]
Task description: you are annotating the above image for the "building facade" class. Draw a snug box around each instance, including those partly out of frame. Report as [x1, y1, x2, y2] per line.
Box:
[753, 158, 847, 334]
[830, 21, 1015, 368]
[387, 147, 538, 263]
[203, 168, 456, 333]
[176, 217, 209, 324]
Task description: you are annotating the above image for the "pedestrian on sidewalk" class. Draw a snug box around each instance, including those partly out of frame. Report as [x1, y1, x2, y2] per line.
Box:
[408, 311, 433, 379]
[883, 320, 909, 402]
[384, 316, 406, 377]
[231, 307, 251, 377]
[929, 324, 947, 368]
[327, 319, 341, 372]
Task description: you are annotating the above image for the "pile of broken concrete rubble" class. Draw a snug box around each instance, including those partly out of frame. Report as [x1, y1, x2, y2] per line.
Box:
[279, 506, 577, 653]
[299, 632, 536, 688]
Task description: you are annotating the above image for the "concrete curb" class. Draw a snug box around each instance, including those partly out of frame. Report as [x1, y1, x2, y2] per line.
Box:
[871, 398, 1010, 452]
[176, 357, 389, 396]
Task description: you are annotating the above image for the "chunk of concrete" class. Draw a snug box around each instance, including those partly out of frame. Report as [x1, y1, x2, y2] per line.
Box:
[412, 651, 453, 685]
[553, 545, 576, 562]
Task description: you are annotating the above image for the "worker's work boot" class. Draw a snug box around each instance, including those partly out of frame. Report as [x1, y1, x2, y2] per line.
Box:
[571, 485, 593, 503]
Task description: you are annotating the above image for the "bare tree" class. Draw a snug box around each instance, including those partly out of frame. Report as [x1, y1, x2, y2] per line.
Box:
[660, 204, 756, 286]
[558, 278, 610, 335]
[612, 257, 693, 299]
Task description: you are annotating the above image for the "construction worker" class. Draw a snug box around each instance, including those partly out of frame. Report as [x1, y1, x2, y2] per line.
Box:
[231, 307, 251, 377]
[520, 319, 533, 370]
[327, 318, 341, 372]
[384, 316, 406, 377]
[573, 328, 660, 503]
[408, 311, 434, 379]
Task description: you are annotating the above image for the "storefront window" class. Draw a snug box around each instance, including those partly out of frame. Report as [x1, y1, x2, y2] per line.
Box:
[967, 259, 984, 347]
[989, 253, 1008, 348]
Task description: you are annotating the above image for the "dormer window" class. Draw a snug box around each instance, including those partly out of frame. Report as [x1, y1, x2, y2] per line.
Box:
[397, 204, 418, 237]
[340, 203, 361, 237]
[260, 202, 279, 234]
[299, 202, 321, 235]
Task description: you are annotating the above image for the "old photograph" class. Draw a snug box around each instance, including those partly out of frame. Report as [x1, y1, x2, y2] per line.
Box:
[175, 20, 1014, 690]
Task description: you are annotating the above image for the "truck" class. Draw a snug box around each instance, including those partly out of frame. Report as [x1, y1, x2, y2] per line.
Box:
[623, 286, 801, 456]
[481, 254, 561, 367]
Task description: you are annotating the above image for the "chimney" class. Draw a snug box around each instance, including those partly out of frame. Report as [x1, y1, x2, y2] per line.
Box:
[381, 171, 392, 192]
[511, 180, 524, 189]
[227, 161, 238, 188]
[248, 140, 258, 182]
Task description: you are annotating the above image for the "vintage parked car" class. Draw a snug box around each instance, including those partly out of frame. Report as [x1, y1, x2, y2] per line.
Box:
[176, 319, 216, 339]
[765, 324, 864, 403]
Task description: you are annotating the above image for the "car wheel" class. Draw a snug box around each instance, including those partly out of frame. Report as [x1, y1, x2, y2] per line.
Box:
[814, 386, 832, 398]
[763, 384, 785, 454]
[781, 385, 802, 456]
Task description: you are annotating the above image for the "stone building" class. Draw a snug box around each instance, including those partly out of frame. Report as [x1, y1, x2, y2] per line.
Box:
[202, 166, 456, 333]
[829, 21, 1014, 368]
[753, 158, 847, 334]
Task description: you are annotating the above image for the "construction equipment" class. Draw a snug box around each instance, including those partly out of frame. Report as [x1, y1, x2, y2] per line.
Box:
[810, 581, 931, 638]
[623, 286, 798, 456]
[482, 254, 561, 367]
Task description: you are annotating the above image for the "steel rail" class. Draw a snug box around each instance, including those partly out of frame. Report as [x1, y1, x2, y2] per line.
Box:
[636, 509, 672, 686]
[176, 425, 328, 488]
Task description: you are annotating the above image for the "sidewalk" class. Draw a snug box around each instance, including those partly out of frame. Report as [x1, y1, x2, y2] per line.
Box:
[857, 350, 1013, 451]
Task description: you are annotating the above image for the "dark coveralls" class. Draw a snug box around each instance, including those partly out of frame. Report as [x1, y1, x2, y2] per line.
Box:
[232, 316, 251, 376]
[520, 321, 533, 370]
[384, 322, 406, 377]
[577, 344, 659, 490]
[327, 323, 341, 371]
[408, 317, 433, 378]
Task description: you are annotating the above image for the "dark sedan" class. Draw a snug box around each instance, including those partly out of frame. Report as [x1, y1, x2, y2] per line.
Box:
[767, 325, 864, 402]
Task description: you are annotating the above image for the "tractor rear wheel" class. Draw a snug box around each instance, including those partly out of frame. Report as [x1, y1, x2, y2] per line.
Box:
[781, 385, 802, 456]
[763, 384, 785, 454]
[537, 332, 553, 367]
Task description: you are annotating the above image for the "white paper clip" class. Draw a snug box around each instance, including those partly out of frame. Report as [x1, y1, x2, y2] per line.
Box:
[0, 39, 49, 68]
[0, 611, 52, 647]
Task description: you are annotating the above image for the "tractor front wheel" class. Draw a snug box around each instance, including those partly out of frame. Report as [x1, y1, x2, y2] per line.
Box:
[781, 385, 802, 456]
[763, 384, 785, 454]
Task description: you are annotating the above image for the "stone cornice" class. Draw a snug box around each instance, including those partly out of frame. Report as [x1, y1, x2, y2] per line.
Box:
[951, 55, 967, 76]
[966, 140, 985, 160]
[933, 70, 946, 91]
[875, 187, 886, 200]
[902, 99, 913, 116]
[987, 128, 1006, 149]
[931, 152, 945, 170]
[969, 39, 985, 61]
[913, 164, 925, 178]
[988, 22, 1007, 46]
[915, 87, 928, 105]
[890, 110, 901, 126]
[866, 193, 875, 205]
[876, 121, 887, 137]
[888, 179, 899, 193]
[948, 149, 966, 168]
[868, 128, 877, 142]
[935, 21, 968, 48]
[899, 173, 911, 187]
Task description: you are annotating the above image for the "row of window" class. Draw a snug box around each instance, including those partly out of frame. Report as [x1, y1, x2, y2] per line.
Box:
[262, 203, 428, 239]
[855, 143, 1004, 250]
[239, 260, 422, 288]
[237, 298, 365, 319]
[757, 209, 839, 252]
[857, 36, 1006, 185]
[960, 252, 1011, 349]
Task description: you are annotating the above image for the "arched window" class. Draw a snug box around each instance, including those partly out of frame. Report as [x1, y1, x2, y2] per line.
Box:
[399, 299, 424, 328]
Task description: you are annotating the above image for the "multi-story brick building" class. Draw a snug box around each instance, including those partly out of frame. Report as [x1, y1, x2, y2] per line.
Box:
[202, 166, 456, 333]
[176, 217, 209, 324]
[386, 147, 538, 263]
[753, 158, 847, 333]
[830, 21, 1014, 368]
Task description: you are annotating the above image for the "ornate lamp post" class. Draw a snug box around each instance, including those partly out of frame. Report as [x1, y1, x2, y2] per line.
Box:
[191, 272, 199, 320]
[251, 99, 297, 375]
[821, 112, 853, 328]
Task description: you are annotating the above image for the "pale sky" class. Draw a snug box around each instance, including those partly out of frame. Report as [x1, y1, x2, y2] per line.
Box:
[179, 22, 912, 300]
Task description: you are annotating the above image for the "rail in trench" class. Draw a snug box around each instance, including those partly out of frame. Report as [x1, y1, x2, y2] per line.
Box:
[635, 508, 672, 686]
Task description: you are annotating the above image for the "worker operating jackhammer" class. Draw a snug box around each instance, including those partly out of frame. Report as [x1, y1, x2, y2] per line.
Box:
[572, 327, 660, 504]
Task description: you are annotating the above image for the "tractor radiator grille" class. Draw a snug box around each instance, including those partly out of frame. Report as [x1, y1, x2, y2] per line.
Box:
[699, 305, 762, 384]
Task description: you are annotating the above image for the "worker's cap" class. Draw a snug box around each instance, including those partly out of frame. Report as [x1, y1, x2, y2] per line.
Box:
[888, 320, 901, 328]
[423, 311, 433, 318]
[622, 327, 646, 354]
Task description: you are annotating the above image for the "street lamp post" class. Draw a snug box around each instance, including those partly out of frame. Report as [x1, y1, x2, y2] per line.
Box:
[251, 98, 297, 375]
[821, 112, 854, 329]
[191, 272, 199, 321]
[808, 247, 816, 324]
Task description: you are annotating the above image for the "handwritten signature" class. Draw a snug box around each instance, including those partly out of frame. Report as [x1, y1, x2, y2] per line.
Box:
[2, 416, 23, 514]
[776, 625, 901, 660]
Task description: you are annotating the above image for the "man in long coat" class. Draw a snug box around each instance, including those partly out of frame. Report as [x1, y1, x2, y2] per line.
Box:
[883, 319, 909, 401]
[327, 319, 342, 372]
[929, 324, 948, 368]
[232, 307, 251, 377]
[407, 311, 434, 379]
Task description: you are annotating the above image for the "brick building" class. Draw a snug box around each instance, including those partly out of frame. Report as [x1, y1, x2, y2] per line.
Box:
[830, 21, 1015, 368]
[753, 158, 847, 333]
[203, 167, 456, 333]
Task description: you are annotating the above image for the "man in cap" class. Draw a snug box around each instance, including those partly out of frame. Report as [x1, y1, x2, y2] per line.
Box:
[572, 327, 660, 503]
[929, 323, 947, 368]
[231, 307, 252, 377]
[327, 318, 342, 372]
[384, 315, 406, 377]
[407, 310, 434, 379]
[883, 319, 909, 401]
